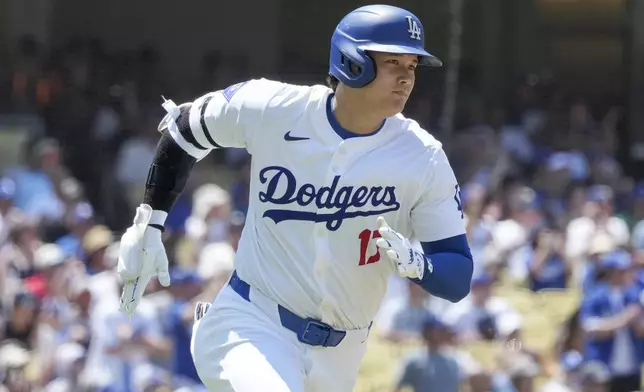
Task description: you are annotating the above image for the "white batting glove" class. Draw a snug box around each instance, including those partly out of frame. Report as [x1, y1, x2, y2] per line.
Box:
[117, 204, 171, 315]
[375, 216, 432, 280]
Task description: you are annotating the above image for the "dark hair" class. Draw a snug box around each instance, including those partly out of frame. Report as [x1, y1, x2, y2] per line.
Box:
[326, 75, 339, 91]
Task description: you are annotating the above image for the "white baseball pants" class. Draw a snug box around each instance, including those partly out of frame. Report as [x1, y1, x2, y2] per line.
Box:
[190, 282, 370, 392]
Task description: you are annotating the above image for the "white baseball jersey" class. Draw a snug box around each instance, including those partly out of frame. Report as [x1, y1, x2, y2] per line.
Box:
[168, 78, 466, 330]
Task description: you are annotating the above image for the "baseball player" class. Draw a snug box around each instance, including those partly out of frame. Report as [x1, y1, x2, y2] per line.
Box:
[117, 4, 474, 392]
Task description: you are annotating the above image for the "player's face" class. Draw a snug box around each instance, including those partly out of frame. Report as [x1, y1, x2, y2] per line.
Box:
[364, 52, 417, 116]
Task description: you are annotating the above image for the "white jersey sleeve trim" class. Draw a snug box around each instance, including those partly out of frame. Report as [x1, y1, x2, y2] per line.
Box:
[189, 92, 223, 149]
[158, 99, 210, 161]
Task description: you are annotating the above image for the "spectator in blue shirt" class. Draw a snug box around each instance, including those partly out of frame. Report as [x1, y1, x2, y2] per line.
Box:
[4, 138, 66, 222]
[581, 250, 641, 392]
[164, 268, 207, 390]
[55, 202, 94, 260]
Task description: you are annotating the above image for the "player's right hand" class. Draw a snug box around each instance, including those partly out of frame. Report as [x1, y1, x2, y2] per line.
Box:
[375, 216, 429, 280]
[117, 204, 171, 315]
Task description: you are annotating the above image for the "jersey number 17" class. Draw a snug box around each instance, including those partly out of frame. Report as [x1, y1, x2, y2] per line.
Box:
[357, 229, 382, 266]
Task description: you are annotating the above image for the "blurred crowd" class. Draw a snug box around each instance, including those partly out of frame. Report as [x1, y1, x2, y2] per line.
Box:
[0, 34, 641, 392]
[378, 73, 642, 391]
[0, 35, 252, 392]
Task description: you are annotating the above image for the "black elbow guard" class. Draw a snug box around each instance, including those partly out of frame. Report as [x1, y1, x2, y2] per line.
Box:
[142, 130, 197, 212]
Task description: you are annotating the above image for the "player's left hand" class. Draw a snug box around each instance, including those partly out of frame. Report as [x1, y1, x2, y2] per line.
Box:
[375, 216, 431, 280]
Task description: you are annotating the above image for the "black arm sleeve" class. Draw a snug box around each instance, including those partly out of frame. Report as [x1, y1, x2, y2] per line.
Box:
[142, 130, 197, 212]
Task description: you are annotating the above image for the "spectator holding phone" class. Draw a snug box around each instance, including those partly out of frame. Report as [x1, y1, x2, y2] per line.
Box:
[526, 228, 570, 292]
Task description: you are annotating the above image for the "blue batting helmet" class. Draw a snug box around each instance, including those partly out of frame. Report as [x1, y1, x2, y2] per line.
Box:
[329, 5, 442, 89]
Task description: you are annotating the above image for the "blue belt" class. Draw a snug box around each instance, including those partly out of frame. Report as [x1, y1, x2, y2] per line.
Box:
[229, 271, 346, 347]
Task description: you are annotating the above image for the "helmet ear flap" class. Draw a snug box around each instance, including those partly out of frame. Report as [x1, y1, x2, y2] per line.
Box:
[330, 46, 376, 88]
[350, 51, 376, 84]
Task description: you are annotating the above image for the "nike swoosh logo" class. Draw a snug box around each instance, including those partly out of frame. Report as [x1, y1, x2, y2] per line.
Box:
[284, 131, 310, 141]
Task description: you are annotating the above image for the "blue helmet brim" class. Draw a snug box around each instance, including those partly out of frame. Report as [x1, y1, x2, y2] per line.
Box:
[359, 43, 443, 67]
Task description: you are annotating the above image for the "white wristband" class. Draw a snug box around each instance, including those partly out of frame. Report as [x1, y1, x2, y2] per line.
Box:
[150, 210, 168, 226]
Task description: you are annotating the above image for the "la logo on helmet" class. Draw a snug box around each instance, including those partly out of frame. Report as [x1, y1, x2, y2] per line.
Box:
[406, 16, 422, 40]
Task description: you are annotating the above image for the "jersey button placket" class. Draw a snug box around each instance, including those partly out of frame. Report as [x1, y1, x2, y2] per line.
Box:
[316, 147, 343, 308]
[313, 226, 333, 320]
[313, 224, 329, 278]
[329, 144, 346, 177]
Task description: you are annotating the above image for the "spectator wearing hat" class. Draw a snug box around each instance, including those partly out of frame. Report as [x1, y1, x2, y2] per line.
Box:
[580, 250, 641, 392]
[394, 315, 461, 392]
[84, 240, 123, 311]
[81, 224, 113, 275]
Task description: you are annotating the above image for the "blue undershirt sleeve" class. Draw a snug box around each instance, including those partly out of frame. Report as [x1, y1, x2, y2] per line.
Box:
[414, 234, 474, 302]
